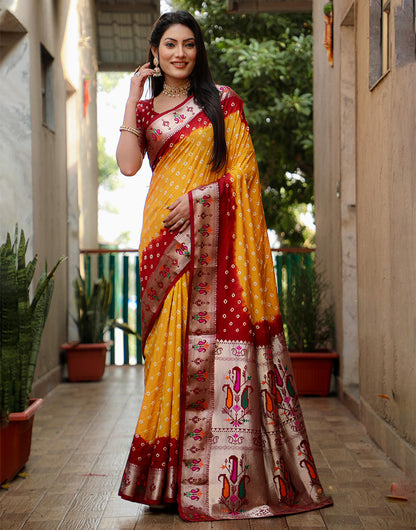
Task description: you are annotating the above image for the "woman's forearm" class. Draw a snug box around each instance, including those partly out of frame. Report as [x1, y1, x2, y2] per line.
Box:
[116, 99, 144, 176]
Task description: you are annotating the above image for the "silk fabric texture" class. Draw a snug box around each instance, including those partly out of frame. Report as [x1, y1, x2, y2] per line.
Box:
[119, 87, 333, 521]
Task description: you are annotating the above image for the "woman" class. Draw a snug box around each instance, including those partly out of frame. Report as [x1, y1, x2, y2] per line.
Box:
[117, 10, 332, 522]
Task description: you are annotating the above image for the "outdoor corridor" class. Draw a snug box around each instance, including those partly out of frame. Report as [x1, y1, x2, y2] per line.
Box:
[0, 366, 415, 529]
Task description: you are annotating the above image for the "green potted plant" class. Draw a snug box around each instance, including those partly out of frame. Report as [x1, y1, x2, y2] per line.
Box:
[61, 270, 138, 381]
[323, 1, 334, 66]
[324, 1, 333, 15]
[61, 271, 113, 382]
[0, 225, 65, 484]
[280, 257, 337, 396]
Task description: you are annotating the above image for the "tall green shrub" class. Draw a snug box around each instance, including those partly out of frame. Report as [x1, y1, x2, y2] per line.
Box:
[280, 258, 335, 352]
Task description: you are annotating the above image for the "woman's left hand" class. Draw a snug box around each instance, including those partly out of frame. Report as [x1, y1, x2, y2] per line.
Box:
[163, 195, 190, 234]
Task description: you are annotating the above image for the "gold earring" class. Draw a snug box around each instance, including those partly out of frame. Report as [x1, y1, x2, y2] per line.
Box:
[153, 56, 162, 77]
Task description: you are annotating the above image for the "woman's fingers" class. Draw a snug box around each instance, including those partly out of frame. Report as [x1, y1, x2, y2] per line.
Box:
[163, 195, 189, 231]
[163, 195, 191, 233]
[165, 217, 189, 233]
[179, 219, 190, 234]
[130, 63, 154, 98]
[138, 63, 154, 79]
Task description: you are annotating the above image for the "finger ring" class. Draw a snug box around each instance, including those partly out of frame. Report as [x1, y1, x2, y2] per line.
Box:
[179, 218, 185, 224]
[135, 71, 141, 77]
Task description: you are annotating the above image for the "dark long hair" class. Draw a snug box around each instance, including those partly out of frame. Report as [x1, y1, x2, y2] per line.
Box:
[147, 10, 226, 172]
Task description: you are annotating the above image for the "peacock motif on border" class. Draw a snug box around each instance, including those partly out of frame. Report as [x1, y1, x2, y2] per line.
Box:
[222, 365, 253, 429]
[218, 454, 250, 514]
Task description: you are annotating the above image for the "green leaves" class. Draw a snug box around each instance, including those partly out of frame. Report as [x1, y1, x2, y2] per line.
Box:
[280, 256, 335, 352]
[323, 2, 333, 15]
[98, 135, 120, 191]
[97, 72, 128, 93]
[175, 0, 314, 245]
[217, 38, 284, 85]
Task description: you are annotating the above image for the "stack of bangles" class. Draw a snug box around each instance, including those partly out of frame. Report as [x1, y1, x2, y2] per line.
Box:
[119, 125, 142, 138]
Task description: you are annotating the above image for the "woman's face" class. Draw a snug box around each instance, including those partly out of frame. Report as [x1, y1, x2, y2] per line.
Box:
[153, 24, 197, 85]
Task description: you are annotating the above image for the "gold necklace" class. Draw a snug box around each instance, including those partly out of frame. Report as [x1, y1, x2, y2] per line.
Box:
[162, 80, 191, 97]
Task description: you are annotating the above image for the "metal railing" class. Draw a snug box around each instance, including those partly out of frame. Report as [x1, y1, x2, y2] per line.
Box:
[271, 247, 315, 296]
[80, 246, 315, 366]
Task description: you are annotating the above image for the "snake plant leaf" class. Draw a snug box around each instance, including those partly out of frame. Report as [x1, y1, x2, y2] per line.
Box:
[25, 255, 38, 288]
[25, 276, 55, 409]
[17, 228, 26, 271]
[0, 225, 66, 424]
[16, 255, 32, 412]
[0, 252, 18, 422]
[111, 320, 141, 340]
[31, 256, 66, 312]
[71, 270, 138, 349]
[73, 271, 112, 343]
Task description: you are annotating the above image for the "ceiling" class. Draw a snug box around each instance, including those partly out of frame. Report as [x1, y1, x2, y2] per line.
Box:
[95, 0, 160, 72]
[226, 0, 312, 13]
[0, 9, 27, 61]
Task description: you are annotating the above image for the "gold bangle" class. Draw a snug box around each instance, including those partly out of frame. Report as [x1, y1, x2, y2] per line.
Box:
[119, 125, 142, 138]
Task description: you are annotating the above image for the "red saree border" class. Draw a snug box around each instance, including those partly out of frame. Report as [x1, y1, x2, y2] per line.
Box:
[177, 175, 333, 521]
[179, 179, 221, 521]
[137, 97, 207, 171]
[148, 95, 194, 123]
[140, 229, 192, 348]
[151, 108, 208, 171]
[119, 435, 179, 505]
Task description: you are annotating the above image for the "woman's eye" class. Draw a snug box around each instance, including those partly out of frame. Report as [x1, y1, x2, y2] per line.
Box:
[185, 43, 195, 48]
[165, 42, 174, 48]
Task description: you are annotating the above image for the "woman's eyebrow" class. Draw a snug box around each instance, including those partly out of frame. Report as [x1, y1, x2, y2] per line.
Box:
[162, 37, 196, 42]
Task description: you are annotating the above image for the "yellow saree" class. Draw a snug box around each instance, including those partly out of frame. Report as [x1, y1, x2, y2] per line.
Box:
[119, 87, 333, 521]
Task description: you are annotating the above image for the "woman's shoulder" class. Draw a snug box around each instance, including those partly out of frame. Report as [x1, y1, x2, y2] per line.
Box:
[216, 85, 245, 116]
[137, 97, 154, 111]
[136, 98, 155, 125]
[217, 85, 242, 103]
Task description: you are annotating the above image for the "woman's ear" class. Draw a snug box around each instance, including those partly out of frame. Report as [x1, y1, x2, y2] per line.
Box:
[150, 46, 158, 60]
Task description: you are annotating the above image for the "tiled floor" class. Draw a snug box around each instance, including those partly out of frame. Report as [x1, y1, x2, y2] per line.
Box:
[1, 366, 415, 529]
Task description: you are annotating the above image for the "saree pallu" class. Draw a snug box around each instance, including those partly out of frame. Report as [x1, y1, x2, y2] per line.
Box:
[119, 87, 333, 521]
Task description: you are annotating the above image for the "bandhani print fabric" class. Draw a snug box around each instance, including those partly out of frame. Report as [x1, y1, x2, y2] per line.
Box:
[118, 86, 333, 521]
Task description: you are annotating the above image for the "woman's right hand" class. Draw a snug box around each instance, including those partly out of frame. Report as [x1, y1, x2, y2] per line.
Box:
[128, 62, 155, 103]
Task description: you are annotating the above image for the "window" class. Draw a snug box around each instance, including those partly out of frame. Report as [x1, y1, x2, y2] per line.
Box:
[414, 0, 416, 34]
[369, 0, 390, 87]
[381, 0, 391, 75]
[370, 0, 415, 86]
[41, 44, 55, 129]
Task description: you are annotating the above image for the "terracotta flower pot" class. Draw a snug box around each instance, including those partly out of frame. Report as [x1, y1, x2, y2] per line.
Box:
[61, 342, 110, 382]
[0, 398, 44, 484]
[289, 351, 338, 396]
